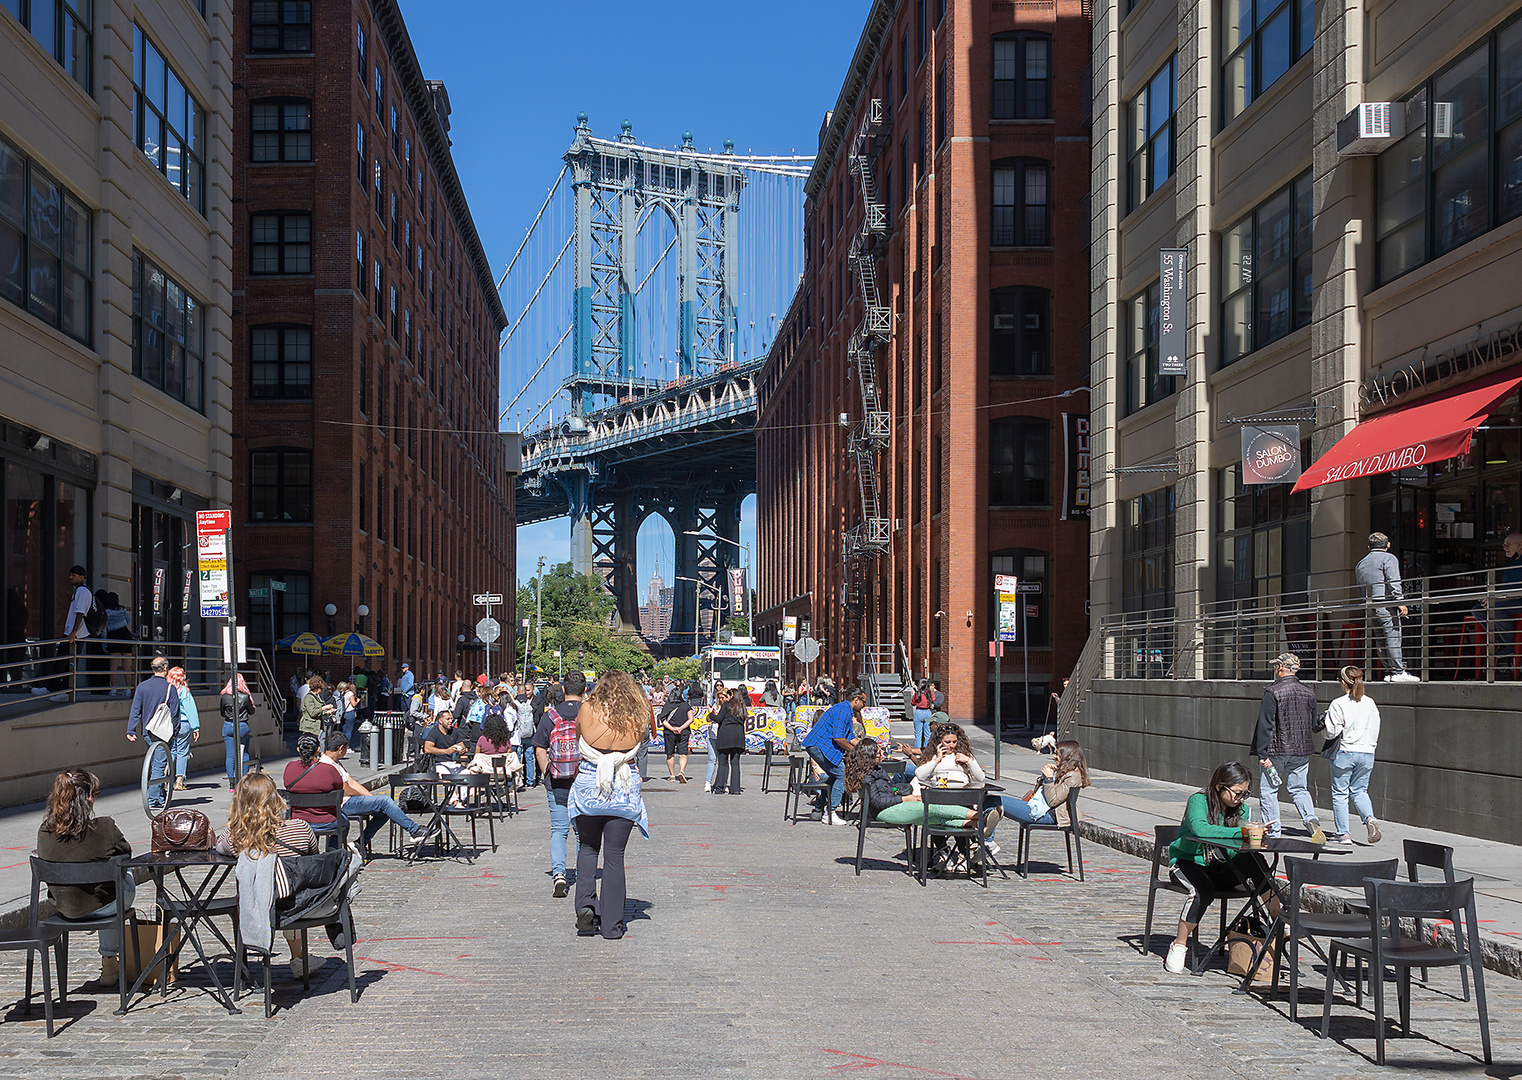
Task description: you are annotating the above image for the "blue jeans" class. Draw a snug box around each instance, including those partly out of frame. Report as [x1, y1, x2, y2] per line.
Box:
[170, 728, 194, 779]
[341, 793, 420, 847]
[912, 709, 932, 747]
[805, 746, 845, 811]
[146, 735, 170, 806]
[223, 720, 250, 780]
[76, 874, 135, 957]
[517, 743, 536, 786]
[995, 795, 1057, 835]
[342, 713, 357, 747]
[1330, 750, 1377, 836]
[706, 741, 719, 785]
[1259, 754, 1319, 833]
[545, 783, 572, 876]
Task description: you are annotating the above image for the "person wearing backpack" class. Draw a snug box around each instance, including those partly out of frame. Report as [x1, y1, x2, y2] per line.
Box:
[910, 680, 934, 749]
[533, 670, 586, 898]
[512, 683, 537, 788]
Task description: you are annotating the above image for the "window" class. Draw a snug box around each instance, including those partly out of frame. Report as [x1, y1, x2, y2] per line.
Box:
[1221, 171, 1312, 364]
[391, 106, 399, 156]
[990, 417, 1049, 506]
[374, 155, 383, 205]
[931, 433, 942, 516]
[133, 26, 205, 213]
[249, 325, 311, 398]
[390, 285, 398, 338]
[356, 21, 365, 74]
[249, 449, 311, 522]
[250, 0, 311, 53]
[359, 345, 368, 416]
[901, 33, 910, 97]
[374, 66, 383, 121]
[990, 549, 1049, 646]
[356, 229, 365, 295]
[991, 158, 1050, 246]
[251, 100, 312, 162]
[0, 136, 91, 344]
[356, 123, 366, 184]
[1377, 23, 1522, 284]
[989, 287, 1049, 375]
[5, 0, 91, 89]
[1222, 0, 1313, 123]
[248, 572, 310, 652]
[131, 252, 203, 411]
[935, 64, 947, 146]
[1123, 281, 1174, 415]
[1122, 487, 1175, 613]
[250, 212, 311, 274]
[1216, 459, 1310, 604]
[917, 0, 926, 61]
[1127, 55, 1176, 211]
[992, 33, 1051, 119]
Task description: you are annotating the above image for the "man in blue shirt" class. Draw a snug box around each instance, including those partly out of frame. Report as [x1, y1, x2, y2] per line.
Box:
[800, 688, 867, 825]
[395, 663, 415, 705]
[126, 655, 181, 810]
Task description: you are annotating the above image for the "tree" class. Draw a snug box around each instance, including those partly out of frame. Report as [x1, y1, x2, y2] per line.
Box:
[517, 563, 653, 675]
[652, 656, 701, 682]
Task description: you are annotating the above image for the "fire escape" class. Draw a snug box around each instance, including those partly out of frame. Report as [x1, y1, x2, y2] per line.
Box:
[843, 98, 892, 619]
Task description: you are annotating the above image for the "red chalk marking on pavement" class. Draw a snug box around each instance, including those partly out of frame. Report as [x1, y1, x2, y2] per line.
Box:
[820, 1048, 990, 1079]
[358, 936, 481, 943]
[354, 955, 490, 986]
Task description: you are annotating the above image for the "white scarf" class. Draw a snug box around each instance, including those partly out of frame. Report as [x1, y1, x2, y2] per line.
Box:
[580, 737, 640, 797]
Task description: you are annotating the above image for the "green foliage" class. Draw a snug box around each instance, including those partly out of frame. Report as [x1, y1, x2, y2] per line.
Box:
[516, 563, 653, 675]
[652, 655, 701, 682]
[722, 615, 750, 637]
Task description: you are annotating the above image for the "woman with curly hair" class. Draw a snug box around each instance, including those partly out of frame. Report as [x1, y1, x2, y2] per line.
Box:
[215, 771, 318, 978]
[567, 670, 649, 940]
[36, 769, 133, 986]
[843, 739, 981, 829]
[465, 709, 523, 779]
[913, 723, 985, 789]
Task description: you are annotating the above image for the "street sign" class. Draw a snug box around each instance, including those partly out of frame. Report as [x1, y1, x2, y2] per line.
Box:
[792, 636, 820, 663]
[783, 615, 798, 643]
[195, 509, 231, 537]
[1015, 582, 1042, 594]
[476, 617, 501, 644]
[248, 587, 269, 598]
[1026, 605, 1039, 617]
[270, 579, 287, 593]
[474, 593, 504, 605]
[995, 575, 1019, 643]
[195, 512, 230, 618]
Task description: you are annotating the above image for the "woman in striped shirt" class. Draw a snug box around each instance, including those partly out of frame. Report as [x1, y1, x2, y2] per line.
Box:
[215, 772, 318, 978]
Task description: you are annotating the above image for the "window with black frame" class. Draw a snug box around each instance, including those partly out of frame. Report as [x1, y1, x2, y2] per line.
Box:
[247, 572, 310, 653]
[1220, 170, 1312, 365]
[250, 0, 311, 53]
[1122, 487, 1175, 614]
[989, 416, 1049, 507]
[4, 0, 91, 90]
[0, 136, 91, 345]
[248, 449, 312, 522]
[992, 32, 1051, 120]
[990, 286, 1050, 375]
[133, 26, 205, 213]
[251, 99, 312, 162]
[1216, 460, 1310, 604]
[249, 325, 311, 399]
[1127, 54, 1176, 212]
[132, 252, 203, 411]
[1221, 0, 1314, 123]
[989, 548, 1049, 647]
[991, 158, 1051, 246]
[250, 212, 311, 274]
[1122, 281, 1174, 416]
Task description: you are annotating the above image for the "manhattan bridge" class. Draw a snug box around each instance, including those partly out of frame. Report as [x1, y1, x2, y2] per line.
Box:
[498, 114, 810, 643]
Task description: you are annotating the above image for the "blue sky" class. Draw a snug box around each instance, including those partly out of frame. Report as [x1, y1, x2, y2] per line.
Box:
[403, 1, 867, 593]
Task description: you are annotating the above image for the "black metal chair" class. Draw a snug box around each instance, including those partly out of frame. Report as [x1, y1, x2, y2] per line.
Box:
[1275, 856, 1398, 1020]
[238, 849, 360, 1018]
[281, 789, 348, 849]
[485, 755, 519, 818]
[1404, 839, 1470, 1001]
[438, 774, 498, 854]
[1321, 878, 1490, 1065]
[29, 857, 135, 1021]
[761, 741, 790, 793]
[915, 787, 998, 887]
[784, 755, 831, 823]
[854, 789, 917, 876]
[1142, 826, 1263, 975]
[1013, 787, 1085, 881]
[0, 922, 64, 1037]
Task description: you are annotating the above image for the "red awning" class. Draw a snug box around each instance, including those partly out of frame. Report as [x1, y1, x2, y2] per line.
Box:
[1292, 370, 1522, 493]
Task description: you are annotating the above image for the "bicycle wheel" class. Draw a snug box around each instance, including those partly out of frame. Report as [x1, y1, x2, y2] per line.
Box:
[141, 741, 175, 818]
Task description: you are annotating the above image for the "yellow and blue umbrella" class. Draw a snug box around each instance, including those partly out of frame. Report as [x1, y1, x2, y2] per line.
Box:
[277, 631, 325, 656]
[321, 632, 386, 658]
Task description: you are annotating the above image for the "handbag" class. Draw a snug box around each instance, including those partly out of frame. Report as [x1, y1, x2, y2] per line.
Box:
[1318, 734, 1343, 760]
[146, 685, 176, 742]
[150, 808, 213, 852]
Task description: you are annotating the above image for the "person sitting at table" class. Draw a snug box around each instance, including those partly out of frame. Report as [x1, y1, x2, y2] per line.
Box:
[912, 723, 988, 872]
[215, 771, 318, 979]
[1163, 760, 1280, 975]
[844, 739, 982, 830]
[321, 732, 437, 855]
[36, 768, 133, 987]
[465, 711, 522, 780]
[423, 708, 468, 777]
[981, 740, 1091, 858]
[283, 733, 346, 833]
[799, 688, 868, 825]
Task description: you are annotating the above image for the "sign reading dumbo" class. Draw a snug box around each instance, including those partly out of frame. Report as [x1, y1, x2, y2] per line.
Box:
[1241, 423, 1301, 485]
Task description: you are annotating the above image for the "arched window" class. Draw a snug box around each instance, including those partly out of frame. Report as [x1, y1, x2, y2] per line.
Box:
[992, 33, 1051, 119]
[990, 287, 1050, 375]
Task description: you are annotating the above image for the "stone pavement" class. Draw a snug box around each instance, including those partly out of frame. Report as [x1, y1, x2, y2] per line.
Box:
[0, 748, 1513, 1078]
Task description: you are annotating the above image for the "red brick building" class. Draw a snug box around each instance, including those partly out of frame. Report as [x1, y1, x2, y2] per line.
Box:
[756, 0, 1090, 721]
[231, 0, 513, 683]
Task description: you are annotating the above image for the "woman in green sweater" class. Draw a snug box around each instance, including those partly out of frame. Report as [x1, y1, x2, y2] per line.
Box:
[1164, 761, 1279, 974]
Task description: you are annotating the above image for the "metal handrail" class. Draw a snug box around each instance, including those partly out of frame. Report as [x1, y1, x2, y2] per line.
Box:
[0, 637, 251, 711]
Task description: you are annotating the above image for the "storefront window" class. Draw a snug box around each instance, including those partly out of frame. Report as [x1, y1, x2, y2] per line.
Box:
[1122, 487, 1176, 612]
[5, 463, 46, 645]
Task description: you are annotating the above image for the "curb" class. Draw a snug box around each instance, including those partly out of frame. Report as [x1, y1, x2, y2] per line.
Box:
[1075, 820, 1522, 982]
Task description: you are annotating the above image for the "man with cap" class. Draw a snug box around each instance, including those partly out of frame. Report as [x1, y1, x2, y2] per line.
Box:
[395, 662, 414, 708]
[1251, 652, 1326, 843]
[1355, 532, 1420, 683]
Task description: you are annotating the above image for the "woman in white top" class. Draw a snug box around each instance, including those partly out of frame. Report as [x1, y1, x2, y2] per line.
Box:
[912, 723, 987, 874]
[1322, 665, 1382, 845]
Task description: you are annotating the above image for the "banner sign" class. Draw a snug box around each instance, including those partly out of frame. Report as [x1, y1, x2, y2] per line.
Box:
[728, 568, 746, 618]
[1158, 248, 1188, 377]
[1241, 423, 1302, 485]
[790, 705, 890, 748]
[1062, 413, 1091, 519]
[995, 574, 1019, 643]
[656, 705, 792, 754]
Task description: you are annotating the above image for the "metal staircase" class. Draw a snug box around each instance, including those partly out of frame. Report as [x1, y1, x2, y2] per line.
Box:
[858, 642, 907, 721]
[843, 98, 892, 618]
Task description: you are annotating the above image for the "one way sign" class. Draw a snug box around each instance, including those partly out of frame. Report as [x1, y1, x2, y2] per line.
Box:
[473, 593, 504, 605]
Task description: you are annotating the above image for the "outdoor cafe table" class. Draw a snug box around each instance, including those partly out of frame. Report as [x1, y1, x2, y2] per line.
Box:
[118, 849, 241, 1015]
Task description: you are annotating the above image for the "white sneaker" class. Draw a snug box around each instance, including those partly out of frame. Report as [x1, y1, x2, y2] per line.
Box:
[405, 824, 438, 847]
[823, 812, 850, 826]
[1164, 942, 1189, 974]
[289, 954, 306, 979]
[984, 839, 1001, 857]
[703, 782, 712, 792]
[1385, 671, 1420, 683]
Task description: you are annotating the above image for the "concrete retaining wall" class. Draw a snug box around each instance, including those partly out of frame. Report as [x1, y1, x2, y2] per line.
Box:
[1076, 679, 1520, 844]
[0, 695, 285, 807]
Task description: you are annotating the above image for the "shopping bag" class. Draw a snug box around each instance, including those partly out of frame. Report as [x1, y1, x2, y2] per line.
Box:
[121, 917, 180, 987]
[1226, 930, 1274, 982]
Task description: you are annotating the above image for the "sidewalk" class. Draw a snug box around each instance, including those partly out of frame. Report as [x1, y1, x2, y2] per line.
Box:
[954, 721, 1522, 978]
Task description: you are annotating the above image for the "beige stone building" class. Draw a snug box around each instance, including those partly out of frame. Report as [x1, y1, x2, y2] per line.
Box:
[1089, 0, 1522, 680]
[0, 0, 232, 654]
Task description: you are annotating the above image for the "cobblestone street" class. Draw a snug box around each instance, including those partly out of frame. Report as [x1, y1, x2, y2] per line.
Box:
[0, 769, 1513, 1078]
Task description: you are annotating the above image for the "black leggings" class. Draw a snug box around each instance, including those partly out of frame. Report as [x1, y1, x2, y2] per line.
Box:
[1171, 852, 1273, 925]
[713, 749, 741, 792]
[574, 815, 635, 938]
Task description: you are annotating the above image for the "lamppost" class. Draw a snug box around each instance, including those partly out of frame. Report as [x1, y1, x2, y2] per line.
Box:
[324, 604, 337, 635]
[683, 531, 752, 639]
[675, 575, 721, 658]
[356, 603, 369, 634]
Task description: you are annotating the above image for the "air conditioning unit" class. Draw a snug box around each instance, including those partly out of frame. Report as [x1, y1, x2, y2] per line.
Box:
[992, 314, 1017, 331]
[1336, 102, 1405, 156]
